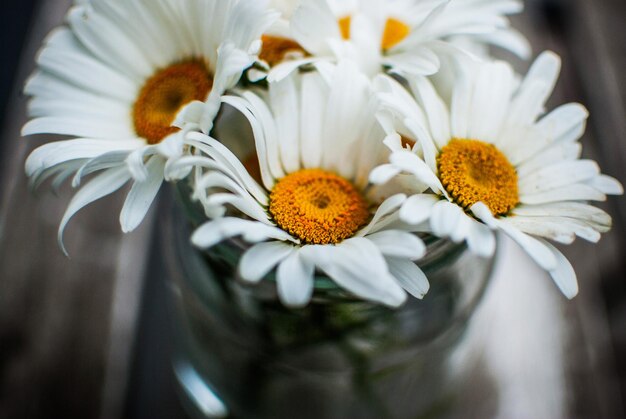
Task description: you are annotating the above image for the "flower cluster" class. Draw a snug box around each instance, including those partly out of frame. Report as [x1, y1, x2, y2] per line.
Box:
[24, 0, 622, 307]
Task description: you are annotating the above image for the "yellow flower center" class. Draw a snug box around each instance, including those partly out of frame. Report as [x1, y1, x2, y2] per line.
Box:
[338, 16, 410, 51]
[133, 60, 212, 145]
[381, 17, 410, 50]
[437, 139, 519, 216]
[259, 34, 308, 67]
[269, 169, 370, 245]
[338, 16, 352, 40]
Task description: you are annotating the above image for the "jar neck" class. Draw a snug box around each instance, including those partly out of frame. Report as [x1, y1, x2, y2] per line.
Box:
[172, 181, 473, 300]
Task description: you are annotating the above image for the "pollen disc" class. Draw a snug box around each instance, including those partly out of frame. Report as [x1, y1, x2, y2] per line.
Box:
[269, 169, 370, 245]
[133, 60, 212, 145]
[438, 138, 519, 216]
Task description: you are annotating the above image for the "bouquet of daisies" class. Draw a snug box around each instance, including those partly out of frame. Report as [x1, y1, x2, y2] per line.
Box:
[23, 0, 622, 309]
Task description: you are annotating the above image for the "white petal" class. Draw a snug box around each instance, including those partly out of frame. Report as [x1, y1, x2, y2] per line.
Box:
[542, 240, 579, 299]
[321, 61, 370, 179]
[472, 28, 531, 59]
[520, 183, 606, 204]
[495, 219, 558, 271]
[201, 44, 257, 132]
[270, 73, 300, 173]
[28, 160, 82, 191]
[450, 211, 472, 243]
[186, 133, 269, 206]
[505, 217, 576, 244]
[239, 241, 294, 283]
[206, 193, 272, 224]
[221, 0, 277, 56]
[389, 150, 445, 194]
[512, 51, 561, 123]
[221, 94, 284, 189]
[299, 71, 326, 168]
[25, 71, 132, 110]
[369, 164, 402, 185]
[519, 160, 600, 195]
[304, 238, 407, 307]
[192, 218, 295, 249]
[195, 171, 253, 198]
[472, 203, 557, 270]
[277, 250, 315, 308]
[512, 103, 588, 165]
[25, 138, 140, 177]
[357, 193, 406, 236]
[467, 61, 514, 143]
[430, 200, 465, 241]
[386, 257, 430, 299]
[366, 230, 426, 260]
[22, 116, 133, 139]
[408, 75, 450, 149]
[58, 166, 131, 255]
[267, 57, 321, 83]
[450, 68, 473, 140]
[512, 202, 612, 228]
[587, 175, 623, 195]
[35, 36, 137, 101]
[536, 103, 588, 143]
[125, 145, 158, 182]
[467, 219, 496, 257]
[384, 48, 440, 77]
[67, 6, 152, 79]
[73, 151, 132, 187]
[403, 117, 439, 173]
[119, 157, 165, 233]
[505, 216, 601, 244]
[516, 142, 582, 178]
[291, 0, 339, 55]
[399, 193, 439, 226]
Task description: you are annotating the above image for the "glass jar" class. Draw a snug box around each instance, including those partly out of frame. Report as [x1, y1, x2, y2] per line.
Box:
[163, 188, 497, 419]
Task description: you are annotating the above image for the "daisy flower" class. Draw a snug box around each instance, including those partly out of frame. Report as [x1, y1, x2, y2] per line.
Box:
[172, 62, 429, 308]
[370, 51, 623, 298]
[261, 0, 529, 80]
[249, 1, 309, 81]
[23, 0, 277, 253]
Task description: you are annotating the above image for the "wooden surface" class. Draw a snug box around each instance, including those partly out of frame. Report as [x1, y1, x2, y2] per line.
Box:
[0, 2, 154, 418]
[0, 1, 625, 418]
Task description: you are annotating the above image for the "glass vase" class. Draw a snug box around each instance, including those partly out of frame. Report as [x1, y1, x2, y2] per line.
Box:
[162, 188, 497, 419]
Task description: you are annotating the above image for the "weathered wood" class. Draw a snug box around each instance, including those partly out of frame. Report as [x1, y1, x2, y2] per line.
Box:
[0, 1, 152, 419]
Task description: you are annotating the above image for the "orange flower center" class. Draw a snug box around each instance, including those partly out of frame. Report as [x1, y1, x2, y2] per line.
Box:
[381, 17, 410, 50]
[259, 34, 307, 67]
[438, 139, 519, 216]
[269, 169, 370, 244]
[338, 16, 410, 50]
[133, 60, 212, 145]
[339, 16, 352, 40]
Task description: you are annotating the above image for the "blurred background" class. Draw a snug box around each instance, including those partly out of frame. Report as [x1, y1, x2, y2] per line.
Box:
[0, 0, 624, 418]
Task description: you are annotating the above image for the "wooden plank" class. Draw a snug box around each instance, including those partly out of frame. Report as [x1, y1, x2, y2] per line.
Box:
[512, 1, 626, 417]
[0, 1, 152, 418]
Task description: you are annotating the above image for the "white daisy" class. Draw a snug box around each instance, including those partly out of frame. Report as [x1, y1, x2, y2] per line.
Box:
[245, 1, 307, 82]
[23, 0, 277, 253]
[370, 51, 623, 298]
[263, 0, 529, 80]
[171, 62, 429, 308]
